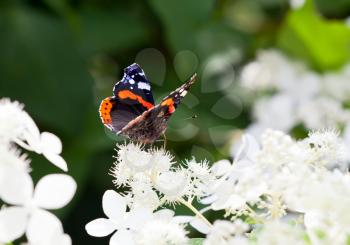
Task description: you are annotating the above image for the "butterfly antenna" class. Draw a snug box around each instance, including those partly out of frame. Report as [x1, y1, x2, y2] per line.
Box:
[184, 114, 198, 120]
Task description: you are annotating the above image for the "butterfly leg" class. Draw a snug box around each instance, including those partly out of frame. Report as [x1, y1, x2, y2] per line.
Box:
[163, 133, 167, 149]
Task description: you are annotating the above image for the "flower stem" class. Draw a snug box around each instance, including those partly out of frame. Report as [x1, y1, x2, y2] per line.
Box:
[180, 198, 212, 228]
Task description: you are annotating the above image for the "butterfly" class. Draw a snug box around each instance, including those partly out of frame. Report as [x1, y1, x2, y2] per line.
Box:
[99, 63, 197, 144]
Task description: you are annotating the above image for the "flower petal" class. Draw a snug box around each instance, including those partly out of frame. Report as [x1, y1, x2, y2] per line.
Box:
[26, 209, 63, 245]
[85, 218, 116, 237]
[110, 229, 135, 245]
[40, 132, 62, 154]
[42, 152, 68, 172]
[102, 190, 126, 220]
[154, 209, 175, 220]
[59, 233, 72, 245]
[126, 208, 153, 230]
[46, 232, 72, 245]
[0, 166, 33, 205]
[0, 207, 28, 243]
[173, 215, 193, 224]
[190, 218, 211, 234]
[34, 174, 76, 209]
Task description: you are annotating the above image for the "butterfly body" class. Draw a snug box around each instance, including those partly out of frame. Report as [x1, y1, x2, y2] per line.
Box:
[99, 63, 196, 144]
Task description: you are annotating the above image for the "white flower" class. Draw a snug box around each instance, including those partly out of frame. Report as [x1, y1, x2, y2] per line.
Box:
[187, 159, 213, 197]
[0, 145, 30, 199]
[211, 160, 232, 177]
[240, 50, 302, 91]
[0, 98, 68, 171]
[253, 94, 297, 133]
[34, 132, 68, 172]
[0, 98, 34, 145]
[85, 190, 153, 245]
[24, 230, 72, 245]
[203, 134, 267, 215]
[116, 143, 153, 172]
[238, 50, 350, 141]
[111, 143, 175, 188]
[0, 144, 29, 171]
[128, 177, 160, 210]
[298, 96, 350, 130]
[150, 148, 174, 173]
[155, 169, 191, 203]
[0, 173, 76, 243]
[301, 129, 349, 169]
[136, 209, 188, 245]
[203, 220, 249, 245]
[256, 221, 306, 245]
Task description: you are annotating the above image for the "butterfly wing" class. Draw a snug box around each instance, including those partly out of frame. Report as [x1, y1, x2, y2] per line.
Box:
[99, 63, 155, 132]
[119, 73, 197, 143]
[158, 73, 197, 118]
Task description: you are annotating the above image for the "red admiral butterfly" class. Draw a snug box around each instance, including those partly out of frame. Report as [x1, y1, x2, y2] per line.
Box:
[99, 63, 197, 144]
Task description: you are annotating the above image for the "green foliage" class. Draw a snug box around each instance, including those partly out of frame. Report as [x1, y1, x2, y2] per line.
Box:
[189, 238, 205, 245]
[278, 0, 350, 71]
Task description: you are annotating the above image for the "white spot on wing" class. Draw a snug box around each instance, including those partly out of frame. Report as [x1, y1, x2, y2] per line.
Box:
[180, 90, 188, 97]
[129, 79, 135, 84]
[138, 82, 151, 91]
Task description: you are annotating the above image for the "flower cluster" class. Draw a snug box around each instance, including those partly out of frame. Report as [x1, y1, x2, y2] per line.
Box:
[86, 128, 350, 244]
[0, 98, 76, 245]
[239, 49, 350, 137]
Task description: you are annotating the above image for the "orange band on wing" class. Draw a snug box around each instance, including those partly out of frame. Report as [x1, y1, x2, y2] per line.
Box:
[99, 97, 113, 124]
[118, 90, 154, 109]
[161, 98, 175, 114]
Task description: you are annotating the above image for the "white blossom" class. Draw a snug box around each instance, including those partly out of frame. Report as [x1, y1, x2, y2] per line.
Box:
[0, 173, 76, 244]
[155, 169, 191, 203]
[204, 220, 249, 245]
[256, 221, 306, 245]
[136, 209, 188, 245]
[238, 50, 350, 144]
[0, 98, 68, 171]
[85, 190, 153, 245]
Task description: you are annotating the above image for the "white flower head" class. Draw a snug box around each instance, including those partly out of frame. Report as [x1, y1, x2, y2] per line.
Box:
[0, 173, 76, 244]
[116, 143, 153, 172]
[256, 221, 306, 245]
[0, 98, 30, 144]
[257, 129, 296, 167]
[298, 96, 350, 130]
[187, 159, 211, 180]
[86, 190, 153, 245]
[111, 143, 176, 188]
[0, 144, 30, 172]
[253, 94, 297, 133]
[204, 220, 249, 245]
[136, 210, 188, 245]
[155, 169, 191, 203]
[186, 159, 213, 197]
[302, 129, 349, 169]
[150, 148, 174, 173]
[240, 50, 303, 92]
[128, 176, 160, 211]
[0, 98, 68, 171]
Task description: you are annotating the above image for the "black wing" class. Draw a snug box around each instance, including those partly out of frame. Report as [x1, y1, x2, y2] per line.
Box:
[99, 63, 155, 132]
[119, 73, 197, 143]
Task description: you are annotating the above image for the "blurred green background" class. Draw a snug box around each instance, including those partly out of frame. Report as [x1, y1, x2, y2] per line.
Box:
[0, 0, 349, 243]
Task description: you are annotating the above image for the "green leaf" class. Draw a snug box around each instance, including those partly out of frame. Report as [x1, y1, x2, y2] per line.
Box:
[189, 238, 204, 245]
[278, 0, 350, 71]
